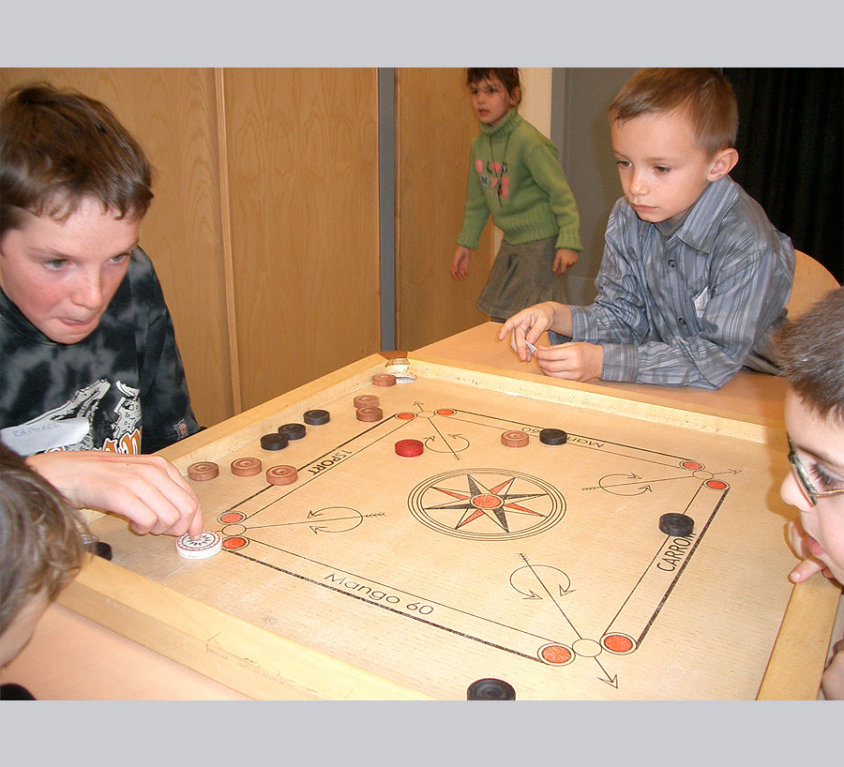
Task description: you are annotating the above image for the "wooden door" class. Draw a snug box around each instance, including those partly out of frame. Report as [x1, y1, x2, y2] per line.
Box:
[221, 69, 381, 410]
[395, 68, 493, 352]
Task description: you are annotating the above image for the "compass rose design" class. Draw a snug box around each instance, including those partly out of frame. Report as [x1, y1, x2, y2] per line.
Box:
[408, 468, 565, 540]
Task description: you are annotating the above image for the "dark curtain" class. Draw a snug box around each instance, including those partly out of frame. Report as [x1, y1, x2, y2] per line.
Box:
[723, 68, 843, 282]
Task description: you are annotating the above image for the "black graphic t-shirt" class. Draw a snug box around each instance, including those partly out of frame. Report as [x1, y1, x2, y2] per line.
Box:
[0, 248, 199, 456]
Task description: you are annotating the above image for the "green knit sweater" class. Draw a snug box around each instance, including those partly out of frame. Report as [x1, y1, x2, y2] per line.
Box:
[457, 107, 581, 252]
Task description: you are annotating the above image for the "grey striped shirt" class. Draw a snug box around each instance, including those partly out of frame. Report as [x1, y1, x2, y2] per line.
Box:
[551, 176, 795, 389]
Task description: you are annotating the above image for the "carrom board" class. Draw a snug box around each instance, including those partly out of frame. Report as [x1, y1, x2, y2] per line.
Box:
[64, 355, 839, 700]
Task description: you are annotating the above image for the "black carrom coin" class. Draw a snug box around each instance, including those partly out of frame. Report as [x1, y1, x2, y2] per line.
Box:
[467, 678, 516, 700]
[659, 512, 693, 537]
[539, 428, 567, 445]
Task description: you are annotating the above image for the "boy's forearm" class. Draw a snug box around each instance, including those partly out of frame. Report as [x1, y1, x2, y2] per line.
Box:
[548, 303, 573, 337]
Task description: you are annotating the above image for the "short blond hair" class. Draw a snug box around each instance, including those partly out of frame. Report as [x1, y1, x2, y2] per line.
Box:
[778, 287, 844, 421]
[610, 68, 738, 156]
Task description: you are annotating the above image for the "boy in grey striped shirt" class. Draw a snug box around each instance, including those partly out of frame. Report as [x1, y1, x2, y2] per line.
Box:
[500, 68, 795, 389]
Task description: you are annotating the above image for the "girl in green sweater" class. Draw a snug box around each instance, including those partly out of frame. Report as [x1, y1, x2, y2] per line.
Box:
[451, 68, 582, 321]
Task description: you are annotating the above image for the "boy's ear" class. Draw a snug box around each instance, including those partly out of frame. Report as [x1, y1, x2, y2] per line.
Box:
[707, 148, 739, 181]
[510, 87, 521, 106]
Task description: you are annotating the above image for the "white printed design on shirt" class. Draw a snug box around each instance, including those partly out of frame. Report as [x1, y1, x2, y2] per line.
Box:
[0, 379, 142, 455]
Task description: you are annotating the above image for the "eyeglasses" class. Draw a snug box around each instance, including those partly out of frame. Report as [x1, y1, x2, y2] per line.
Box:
[787, 436, 844, 506]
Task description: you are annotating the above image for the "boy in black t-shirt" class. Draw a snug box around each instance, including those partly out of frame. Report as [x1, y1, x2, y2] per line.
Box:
[0, 82, 203, 538]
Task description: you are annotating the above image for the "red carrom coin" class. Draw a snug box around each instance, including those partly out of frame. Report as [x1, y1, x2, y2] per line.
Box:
[501, 430, 529, 448]
[395, 439, 424, 457]
[372, 373, 396, 387]
[356, 406, 383, 422]
[353, 394, 379, 409]
[266, 465, 298, 485]
[187, 461, 219, 481]
[231, 457, 262, 477]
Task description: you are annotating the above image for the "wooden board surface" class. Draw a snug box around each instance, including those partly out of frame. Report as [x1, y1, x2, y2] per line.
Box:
[64, 354, 839, 700]
[413, 322, 790, 429]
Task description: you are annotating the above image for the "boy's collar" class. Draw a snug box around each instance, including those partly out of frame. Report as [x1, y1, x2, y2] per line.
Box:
[654, 207, 693, 238]
[646, 177, 739, 252]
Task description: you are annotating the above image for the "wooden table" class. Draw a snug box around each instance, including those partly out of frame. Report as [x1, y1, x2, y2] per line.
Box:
[4, 324, 840, 700]
[414, 322, 790, 428]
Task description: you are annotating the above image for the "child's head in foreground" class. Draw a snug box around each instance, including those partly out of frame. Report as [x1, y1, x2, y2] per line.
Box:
[0, 442, 89, 667]
[0, 83, 153, 345]
[466, 68, 522, 128]
[778, 287, 844, 584]
[608, 68, 740, 223]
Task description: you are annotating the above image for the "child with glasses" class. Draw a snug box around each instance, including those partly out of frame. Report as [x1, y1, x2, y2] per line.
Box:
[778, 286, 844, 699]
[499, 68, 794, 388]
[0, 82, 203, 540]
[0, 442, 90, 698]
[451, 68, 582, 322]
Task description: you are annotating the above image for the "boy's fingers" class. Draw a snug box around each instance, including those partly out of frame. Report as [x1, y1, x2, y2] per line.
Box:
[788, 557, 825, 583]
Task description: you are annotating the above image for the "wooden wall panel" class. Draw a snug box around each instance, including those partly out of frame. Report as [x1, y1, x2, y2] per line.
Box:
[0, 68, 232, 428]
[222, 69, 381, 410]
[395, 68, 493, 352]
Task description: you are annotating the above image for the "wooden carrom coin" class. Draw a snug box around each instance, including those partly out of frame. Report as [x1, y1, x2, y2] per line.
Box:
[501, 430, 529, 447]
[266, 465, 298, 486]
[187, 461, 219, 481]
[231, 457, 262, 477]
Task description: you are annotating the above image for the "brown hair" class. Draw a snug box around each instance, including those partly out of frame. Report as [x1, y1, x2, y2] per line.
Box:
[0, 443, 90, 635]
[466, 68, 522, 104]
[0, 82, 153, 237]
[778, 287, 844, 421]
[609, 68, 738, 156]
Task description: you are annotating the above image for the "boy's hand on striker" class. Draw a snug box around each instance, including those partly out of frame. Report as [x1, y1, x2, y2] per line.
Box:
[27, 451, 204, 539]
